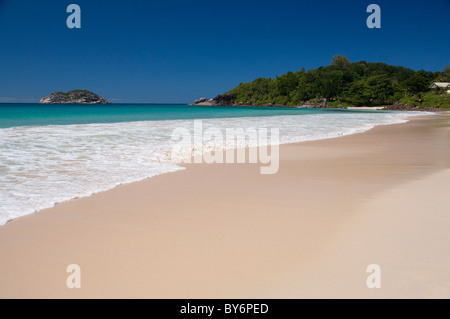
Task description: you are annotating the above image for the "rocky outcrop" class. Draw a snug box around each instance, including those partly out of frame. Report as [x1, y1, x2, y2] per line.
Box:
[194, 97, 207, 104]
[191, 94, 446, 111]
[192, 94, 237, 106]
[191, 95, 347, 108]
[384, 101, 444, 112]
[212, 94, 237, 106]
[40, 90, 111, 104]
[297, 98, 339, 108]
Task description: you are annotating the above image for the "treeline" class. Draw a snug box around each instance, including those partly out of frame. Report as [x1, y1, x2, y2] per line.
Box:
[226, 56, 450, 107]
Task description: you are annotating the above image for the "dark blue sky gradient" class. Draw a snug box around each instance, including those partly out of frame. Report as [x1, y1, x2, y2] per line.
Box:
[0, 0, 449, 103]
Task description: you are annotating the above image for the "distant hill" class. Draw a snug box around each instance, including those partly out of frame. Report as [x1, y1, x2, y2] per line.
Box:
[194, 56, 450, 109]
[40, 90, 110, 104]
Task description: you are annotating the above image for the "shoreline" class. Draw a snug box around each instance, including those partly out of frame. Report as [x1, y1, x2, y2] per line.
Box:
[190, 101, 449, 112]
[0, 112, 449, 298]
[0, 110, 422, 227]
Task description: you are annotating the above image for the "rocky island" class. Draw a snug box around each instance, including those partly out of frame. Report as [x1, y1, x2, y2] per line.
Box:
[40, 90, 111, 104]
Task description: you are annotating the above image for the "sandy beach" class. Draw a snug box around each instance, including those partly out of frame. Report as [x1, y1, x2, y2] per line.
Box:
[0, 112, 449, 299]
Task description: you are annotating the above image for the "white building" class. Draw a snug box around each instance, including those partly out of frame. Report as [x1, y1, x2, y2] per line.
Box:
[429, 82, 450, 93]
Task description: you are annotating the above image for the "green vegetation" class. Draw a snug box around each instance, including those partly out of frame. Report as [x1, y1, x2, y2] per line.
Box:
[225, 56, 450, 108]
[400, 90, 450, 109]
[54, 90, 90, 95]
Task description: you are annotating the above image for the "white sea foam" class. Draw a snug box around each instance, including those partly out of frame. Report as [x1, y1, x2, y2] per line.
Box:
[0, 111, 424, 225]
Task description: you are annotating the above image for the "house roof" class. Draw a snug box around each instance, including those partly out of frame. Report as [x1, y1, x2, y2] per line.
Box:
[430, 82, 450, 88]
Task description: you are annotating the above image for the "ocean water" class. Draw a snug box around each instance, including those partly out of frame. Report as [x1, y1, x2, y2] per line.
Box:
[0, 103, 422, 225]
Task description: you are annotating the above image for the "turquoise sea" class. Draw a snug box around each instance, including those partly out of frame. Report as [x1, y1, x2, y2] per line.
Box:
[0, 103, 419, 225]
[0, 103, 344, 128]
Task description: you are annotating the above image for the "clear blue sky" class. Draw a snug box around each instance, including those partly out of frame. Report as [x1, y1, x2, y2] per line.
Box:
[0, 0, 449, 103]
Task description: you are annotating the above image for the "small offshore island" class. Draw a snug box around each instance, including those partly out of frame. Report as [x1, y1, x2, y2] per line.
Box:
[40, 90, 111, 104]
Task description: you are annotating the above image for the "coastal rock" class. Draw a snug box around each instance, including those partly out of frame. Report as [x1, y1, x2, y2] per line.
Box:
[384, 102, 418, 111]
[40, 90, 111, 104]
[191, 95, 348, 108]
[192, 94, 238, 106]
[212, 94, 237, 106]
[384, 101, 444, 112]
